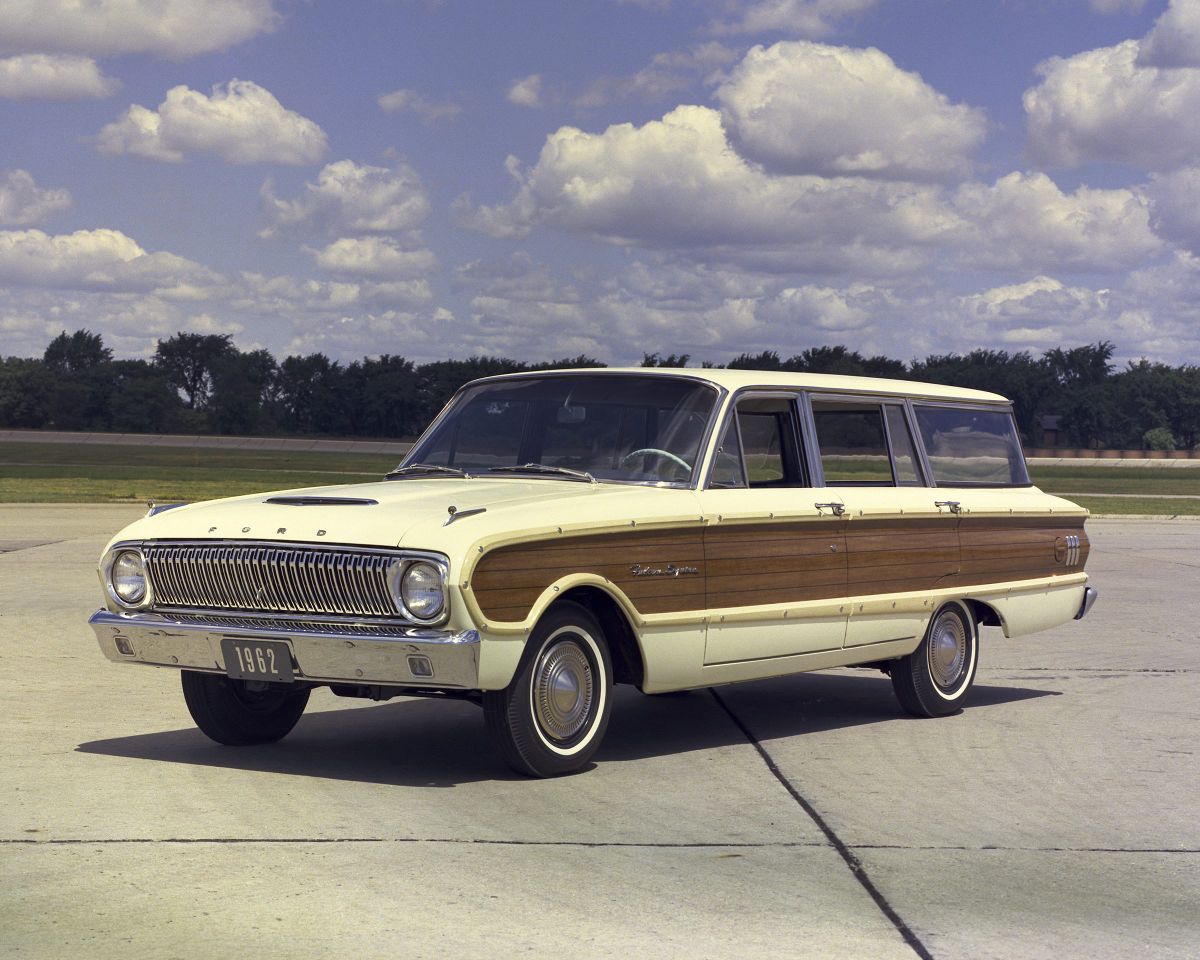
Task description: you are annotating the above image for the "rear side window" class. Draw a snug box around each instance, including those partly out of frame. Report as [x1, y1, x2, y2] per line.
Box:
[811, 403, 893, 484]
[914, 406, 1030, 486]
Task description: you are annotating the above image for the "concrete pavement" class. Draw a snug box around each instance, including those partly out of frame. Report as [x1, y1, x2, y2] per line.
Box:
[1, 507, 1196, 958]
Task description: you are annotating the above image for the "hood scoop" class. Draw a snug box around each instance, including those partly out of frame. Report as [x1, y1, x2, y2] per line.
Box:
[264, 496, 379, 507]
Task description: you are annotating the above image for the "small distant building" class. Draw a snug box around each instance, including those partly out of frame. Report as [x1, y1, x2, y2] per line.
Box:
[1036, 414, 1062, 447]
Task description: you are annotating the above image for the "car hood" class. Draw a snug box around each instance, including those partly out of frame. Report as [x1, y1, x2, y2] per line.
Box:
[105, 477, 701, 559]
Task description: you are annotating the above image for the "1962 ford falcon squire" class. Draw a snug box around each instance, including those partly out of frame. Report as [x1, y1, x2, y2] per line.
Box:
[90, 368, 1096, 776]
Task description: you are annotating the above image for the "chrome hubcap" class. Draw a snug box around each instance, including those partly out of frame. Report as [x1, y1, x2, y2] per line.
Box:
[928, 612, 968, 689]
[534, 637, 594, 742]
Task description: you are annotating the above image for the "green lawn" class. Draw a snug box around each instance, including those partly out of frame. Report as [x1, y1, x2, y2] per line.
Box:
[1, 440, 1197, 515]
[0, 442, 398, 503]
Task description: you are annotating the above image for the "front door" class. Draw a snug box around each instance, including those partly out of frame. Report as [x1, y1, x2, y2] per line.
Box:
[699, 394, 848, 665]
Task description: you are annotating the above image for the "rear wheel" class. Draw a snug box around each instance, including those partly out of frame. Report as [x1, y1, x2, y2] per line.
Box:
[891, 601, 978, 717]
[181, 671, 310, 745]
[484, 601, 613, 777]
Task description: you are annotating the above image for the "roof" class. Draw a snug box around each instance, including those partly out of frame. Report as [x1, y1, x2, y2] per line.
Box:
[471, 366, 1011, 404]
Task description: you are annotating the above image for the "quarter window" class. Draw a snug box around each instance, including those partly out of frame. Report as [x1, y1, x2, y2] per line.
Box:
[913, 405, 1030, 486]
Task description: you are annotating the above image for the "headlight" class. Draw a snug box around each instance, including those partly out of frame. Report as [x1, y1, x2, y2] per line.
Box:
[110, 550, 148, 606]
[399, 560, 445, 620]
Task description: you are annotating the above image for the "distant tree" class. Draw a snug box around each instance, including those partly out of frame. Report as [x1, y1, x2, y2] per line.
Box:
[43, 329, 112, 373]
[787, 345, 871, 375]
[910, 349, 1056, 439]
[414, 357, 529, 429]
[345, 354, 419, 438]
[641, 352, 691, 367]
[105, 360, 185, 433]
[1045, 341, 1114, 389]
[0, 357, 55, 428]
[210, 349, 278, 435]
[154, 332, 236, 410]
[727, 350, 783, 370]
[276, 353, 349, 435]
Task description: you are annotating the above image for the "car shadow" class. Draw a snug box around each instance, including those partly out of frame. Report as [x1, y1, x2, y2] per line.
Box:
[76, 672, 1057, 787]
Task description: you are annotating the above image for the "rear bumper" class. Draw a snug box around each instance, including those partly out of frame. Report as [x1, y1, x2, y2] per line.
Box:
[89, 609, 480, 689]
[1074, 586, 1099, 620]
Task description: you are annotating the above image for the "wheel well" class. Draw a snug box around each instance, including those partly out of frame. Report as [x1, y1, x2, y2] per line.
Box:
[558, 586, 644, 688]
[963, 598, 1002, 629]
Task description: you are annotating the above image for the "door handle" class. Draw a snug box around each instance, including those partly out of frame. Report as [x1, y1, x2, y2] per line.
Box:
[935, 500, 962, 514]
[814, 502, 846, 517]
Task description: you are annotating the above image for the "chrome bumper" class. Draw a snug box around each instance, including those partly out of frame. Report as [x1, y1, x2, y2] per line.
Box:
[89, 609, 480, 689]
[1074, 586, 1099, 621]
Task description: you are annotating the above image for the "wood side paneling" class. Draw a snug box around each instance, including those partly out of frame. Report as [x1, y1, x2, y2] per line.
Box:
[469, 514, 1090, 623]
[471, 527, 705, 622]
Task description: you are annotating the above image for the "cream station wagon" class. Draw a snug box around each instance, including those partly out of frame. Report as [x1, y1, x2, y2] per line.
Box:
[90, 369, 1096, 777]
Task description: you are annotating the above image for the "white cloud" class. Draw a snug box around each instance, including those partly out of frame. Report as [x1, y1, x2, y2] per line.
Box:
[459, 105, 956, 274]
[311, 237, 437, 279]
[1145, 166, 1200, 254]
[0, 0, 279, 60]
[0, 228, 219, 292]
[1138, 0, 1200, 68]
[260, 160, 430, 238]
[1090, 0, 1149, 11]
[507, 74, 544, 108]
[717, 41, 986, 181]
[1025, 39, 1200, 169]
[377, 88, 461, 122]
[575, 43, 737, 107]
[0, 55, 119, 100]
[97, 80, 327, 165]
[951, 172, 1161, 272]
[711, 0, 878, 37]
[0, 170, 71, 226]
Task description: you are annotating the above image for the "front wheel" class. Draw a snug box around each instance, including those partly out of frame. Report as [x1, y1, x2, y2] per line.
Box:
[483, 601, 613, 777]
[181, 671, 310, 745]
[891, 601, 978, 717]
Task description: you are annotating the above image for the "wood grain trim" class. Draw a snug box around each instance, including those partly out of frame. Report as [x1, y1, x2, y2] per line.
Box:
[468, 514, 1090, 624]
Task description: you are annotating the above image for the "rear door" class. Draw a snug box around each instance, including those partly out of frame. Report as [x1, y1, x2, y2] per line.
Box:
[808, 396, 959, 649]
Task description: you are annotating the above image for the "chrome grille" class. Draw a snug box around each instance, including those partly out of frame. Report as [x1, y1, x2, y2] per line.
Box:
[143, 543, 401, 618]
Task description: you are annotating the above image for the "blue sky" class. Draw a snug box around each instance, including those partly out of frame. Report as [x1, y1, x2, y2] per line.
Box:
[3, 0, 1199, 367]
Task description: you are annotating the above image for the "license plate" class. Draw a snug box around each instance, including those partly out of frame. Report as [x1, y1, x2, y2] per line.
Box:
[221, 638, 294, 683]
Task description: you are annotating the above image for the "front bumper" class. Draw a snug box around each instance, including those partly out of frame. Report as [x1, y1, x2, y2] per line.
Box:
[89, 609, 480, 689]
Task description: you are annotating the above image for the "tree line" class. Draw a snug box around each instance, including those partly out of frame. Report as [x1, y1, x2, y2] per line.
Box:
[2, 331, 1198, 450]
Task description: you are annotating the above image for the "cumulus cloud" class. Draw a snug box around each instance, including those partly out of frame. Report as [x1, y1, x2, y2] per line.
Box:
[575, 43, 737, 107]
[1145, 166, 1200, 253]
[0, 55, 119, 100]
[0, 228, 219, 292]
[311, 237, 437, 279]
[377, 88, 461, 123]
[716, 41, 986, 181]
[260, 160, 429, 238]
[0, 170, 71, 226]
[711, 0, 878, 37]
[1138, 0, 1200, 68]
[460, 104, 963, 275]
[97, 80, 327, 165]
[1025, 40, 1200, 169]
[507, 74, 544, 107]
[0, 0, 279, 60]
[951, 172, 1161, 272]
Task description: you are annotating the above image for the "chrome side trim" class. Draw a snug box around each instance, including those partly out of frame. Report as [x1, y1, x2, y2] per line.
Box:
[1074, 586, 1098, 620]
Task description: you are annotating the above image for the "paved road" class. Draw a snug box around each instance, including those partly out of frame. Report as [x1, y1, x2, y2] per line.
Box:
[1, 508, 1196, 959]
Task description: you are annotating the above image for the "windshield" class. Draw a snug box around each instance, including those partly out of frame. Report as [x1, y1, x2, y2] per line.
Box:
[403, 374, 718, 484]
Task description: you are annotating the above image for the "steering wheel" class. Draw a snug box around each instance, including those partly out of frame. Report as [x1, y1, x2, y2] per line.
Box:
[619, 448, 692, 474]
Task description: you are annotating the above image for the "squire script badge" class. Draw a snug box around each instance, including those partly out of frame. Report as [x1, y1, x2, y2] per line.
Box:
[630, 563, 699, 578]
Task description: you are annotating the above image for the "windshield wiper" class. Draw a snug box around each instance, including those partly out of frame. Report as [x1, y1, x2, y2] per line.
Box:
[384, 463, 473, 480]
[487, 463, 597, 483]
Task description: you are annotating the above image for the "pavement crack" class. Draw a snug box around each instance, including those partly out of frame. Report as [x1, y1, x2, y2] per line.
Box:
[709, 688, 935, 960]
